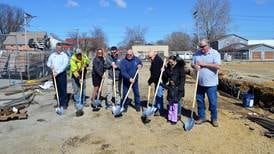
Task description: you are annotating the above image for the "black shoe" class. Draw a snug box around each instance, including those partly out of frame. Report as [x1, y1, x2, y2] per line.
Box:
[76, 109, 84, 117]
[170, 121, 177, 125]
[154, 110, 160, 116]
[135, 106, 141, 112]
[123, 107, 128, 113]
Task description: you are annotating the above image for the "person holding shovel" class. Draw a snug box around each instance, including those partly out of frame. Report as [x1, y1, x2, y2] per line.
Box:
[120, 49, 142, 112]
[104, 46, 122, 109]
[91, 48, 105, 108]
[191, 39, 221, 127]
[70, 48, 90, 116]
[162, 55, 186, 124]
[47, 44, 69, 113]
[147, 51, 164, 116]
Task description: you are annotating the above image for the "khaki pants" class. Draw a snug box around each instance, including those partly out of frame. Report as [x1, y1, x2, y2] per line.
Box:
[105, 77, 122, 104]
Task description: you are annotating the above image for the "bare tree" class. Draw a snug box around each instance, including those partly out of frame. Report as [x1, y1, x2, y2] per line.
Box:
[90, 27, 107, 51]
[0, 3, 24, 47]
[193, 0, 230, 41]
[120, 25, 147, 49]
[165, 32, 192, 51]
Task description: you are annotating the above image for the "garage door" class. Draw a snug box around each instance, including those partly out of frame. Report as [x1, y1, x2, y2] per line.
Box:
[252, 52, 261, 60]
[264, 52, 274, 60]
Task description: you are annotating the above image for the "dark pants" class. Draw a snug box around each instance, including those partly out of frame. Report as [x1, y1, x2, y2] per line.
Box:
[55, 71, 67, 108]
[122, 79, 140, 108]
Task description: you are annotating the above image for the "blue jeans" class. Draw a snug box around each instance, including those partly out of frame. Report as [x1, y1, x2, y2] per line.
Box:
[196, 86, 218, 121]
[72, 77, 86, 110]
[122, 79, 140, 108]
[154, 84, 164, 113]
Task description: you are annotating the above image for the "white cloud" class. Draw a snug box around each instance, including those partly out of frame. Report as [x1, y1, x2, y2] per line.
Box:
[99, 0, 110, 7]
[114, 0, 127, 8]
[66, 0, 79, 8]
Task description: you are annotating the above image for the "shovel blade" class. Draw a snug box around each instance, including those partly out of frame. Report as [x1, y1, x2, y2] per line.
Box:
[92, 99, 101, 108]
[184, 118, 195, 131]
[143, 106, 157, 117]
[55, 107, 64, 115]
[112, 105, 122, 116]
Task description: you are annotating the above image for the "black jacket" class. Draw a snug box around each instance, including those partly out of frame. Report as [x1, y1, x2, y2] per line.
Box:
[162, 61, 186, 100]
[92, 57, 105, 77]
[148, 54, 164, 85]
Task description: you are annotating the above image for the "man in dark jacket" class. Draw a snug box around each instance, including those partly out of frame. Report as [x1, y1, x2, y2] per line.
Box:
[104, 46, 122, 108]
[147, 51, 164, 116]
[120, 49, 142, 112]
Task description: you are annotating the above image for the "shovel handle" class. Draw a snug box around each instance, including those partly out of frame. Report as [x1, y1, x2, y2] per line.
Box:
[190, 70, 200, 117]
[121, 69, 139, 107]
[96, 72, 105, 100]
[79, 68, 85, 103]
[151, 58, 166, 106]
[147, 85, 151, 107]
[113, 67, 117, 98]
[52, 73, 60, 108]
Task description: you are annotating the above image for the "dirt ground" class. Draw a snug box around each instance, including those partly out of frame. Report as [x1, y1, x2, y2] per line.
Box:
[0, 63, 273, 154]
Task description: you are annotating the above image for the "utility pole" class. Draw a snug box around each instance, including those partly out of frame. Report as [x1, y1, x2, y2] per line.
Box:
[75, 28, 79, 49]
[24, 13, 36, 80]
[193, 11, 200, 48]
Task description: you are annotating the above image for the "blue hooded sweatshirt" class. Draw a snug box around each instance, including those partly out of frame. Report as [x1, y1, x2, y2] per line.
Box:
[120, 56, 142, 81]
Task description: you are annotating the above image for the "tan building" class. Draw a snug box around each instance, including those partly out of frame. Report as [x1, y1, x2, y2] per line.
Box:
[132, 45, 169, 60]
[3, 32, 48, 51]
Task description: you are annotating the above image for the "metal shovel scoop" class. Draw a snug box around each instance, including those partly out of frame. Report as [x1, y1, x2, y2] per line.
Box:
[92, 72, 105, 109]
[52, 73, 64, 115]
[142, 58, 166, 118]
[184, 71, 200, 131]
[112, 69, 139, 117]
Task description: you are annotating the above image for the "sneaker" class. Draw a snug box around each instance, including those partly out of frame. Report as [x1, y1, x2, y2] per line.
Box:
[195, 119, 207, 125]
[211, 121, 219, 127]
[135, 106, 141, 112]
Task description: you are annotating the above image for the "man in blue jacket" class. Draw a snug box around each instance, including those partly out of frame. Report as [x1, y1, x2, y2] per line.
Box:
[120, 49, 142, 112]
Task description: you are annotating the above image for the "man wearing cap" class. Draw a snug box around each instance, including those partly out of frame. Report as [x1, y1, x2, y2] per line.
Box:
[70, 48, 90, 116]
[47, 44, 69, 113]
[191, 39, 221, 127]
[104, 46, 122, 108]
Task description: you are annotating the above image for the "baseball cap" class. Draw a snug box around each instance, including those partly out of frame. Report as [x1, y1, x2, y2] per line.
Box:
[76, 48, 82, 54]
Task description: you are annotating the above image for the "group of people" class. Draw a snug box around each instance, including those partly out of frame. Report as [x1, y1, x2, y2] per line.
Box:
[47, 38, 221, 127]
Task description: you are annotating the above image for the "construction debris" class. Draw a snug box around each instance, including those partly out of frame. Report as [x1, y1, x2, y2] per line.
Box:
[247, 115, 274, 138]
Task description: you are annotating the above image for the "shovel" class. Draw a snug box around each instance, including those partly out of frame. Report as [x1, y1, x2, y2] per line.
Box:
[184, 70, 200, 131]
[142, 58, 166, 117]
[141, 85, 152, 123]
[112, 69, 139, 117]
[112, 66, 118, 105]
[92, 72, 105, 108]
[76, 68, 85, 116]
[52, 72, 64, 115]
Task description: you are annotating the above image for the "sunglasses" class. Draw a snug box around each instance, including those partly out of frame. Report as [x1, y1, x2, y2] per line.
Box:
[199, 45, 207, 48]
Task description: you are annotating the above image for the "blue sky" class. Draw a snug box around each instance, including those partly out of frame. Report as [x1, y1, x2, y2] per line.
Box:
[1, 0, 274, 46]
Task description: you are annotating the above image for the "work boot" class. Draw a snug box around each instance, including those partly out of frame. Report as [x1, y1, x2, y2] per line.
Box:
[195, 119, 207, 125]
[105, 102, 113, 109]
[135, 106, 141, 112]
[211, 121, 219, 127]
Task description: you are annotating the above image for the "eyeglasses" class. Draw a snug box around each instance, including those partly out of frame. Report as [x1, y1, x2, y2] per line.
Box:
[199, 45, 207, 48]
[127, 54, 133, 56]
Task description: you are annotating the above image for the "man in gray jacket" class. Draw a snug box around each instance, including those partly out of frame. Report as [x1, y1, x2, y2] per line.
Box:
[104, 46, 122, 108]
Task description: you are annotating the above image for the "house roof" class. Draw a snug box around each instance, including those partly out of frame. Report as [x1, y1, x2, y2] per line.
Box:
[3, 32, 47, 45]
[211, 34, 248, 42]
[220, 43, 274, 52]
[219, 43, 248, 51]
